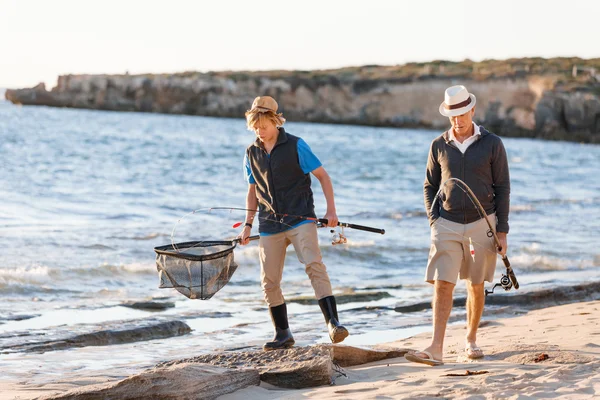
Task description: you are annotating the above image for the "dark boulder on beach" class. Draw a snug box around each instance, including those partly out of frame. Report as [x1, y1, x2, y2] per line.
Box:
[394, 281, 600, 314]
[122, 301, 176, 311]
[2, 319, 191, 353]
[287, 290, 392, 305]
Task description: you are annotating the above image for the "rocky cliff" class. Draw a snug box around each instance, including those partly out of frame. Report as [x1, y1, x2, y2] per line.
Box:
[6, 58, 600, 142]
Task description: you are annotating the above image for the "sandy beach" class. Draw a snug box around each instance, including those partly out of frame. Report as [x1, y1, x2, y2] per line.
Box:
[220, 299, 600, 400]
[1, 299, 597, 399]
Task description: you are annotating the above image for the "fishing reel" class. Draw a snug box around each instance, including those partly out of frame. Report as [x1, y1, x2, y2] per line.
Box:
[484, 272, 512, 296]
[330, 227, 347, 246]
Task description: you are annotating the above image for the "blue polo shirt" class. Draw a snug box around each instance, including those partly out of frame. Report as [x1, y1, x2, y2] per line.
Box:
[243, 138, 322, 235]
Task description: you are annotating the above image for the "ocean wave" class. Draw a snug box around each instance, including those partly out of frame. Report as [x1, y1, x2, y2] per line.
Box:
[0, 266, 52, 285]
[81, 244, 115, 250]
[0, 262, 158, 293]
[523, 197, 600, 208]
[0, 282, 79, 295]
[55, 262, 157, 280]
[351, 210, 427, 220]
[509, 253, 595, 272]
[94, 262, 156, 276]
[234, 246, 261, 259]
[349, 198, 599, 219]
[510, 204, 536, 213]
[331, 239, 377, 248]
[109, 233, 169, 241]
[132, 233, 167, 240]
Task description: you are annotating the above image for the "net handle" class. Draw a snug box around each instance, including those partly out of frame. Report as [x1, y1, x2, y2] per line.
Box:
[233, 235, 260, 243]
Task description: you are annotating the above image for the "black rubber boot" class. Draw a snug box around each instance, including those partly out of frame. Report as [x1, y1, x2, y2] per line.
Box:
[318, 296, 349, 343]
[263, 303, 295, 351]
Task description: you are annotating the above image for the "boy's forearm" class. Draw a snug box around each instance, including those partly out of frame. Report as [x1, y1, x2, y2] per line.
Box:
[318, 173, 336, 212]
[246, 185, 258, 224]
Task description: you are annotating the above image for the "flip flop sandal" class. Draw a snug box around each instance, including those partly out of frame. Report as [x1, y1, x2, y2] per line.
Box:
[465, 347, 485, 359]
[404, 350, 444, 366]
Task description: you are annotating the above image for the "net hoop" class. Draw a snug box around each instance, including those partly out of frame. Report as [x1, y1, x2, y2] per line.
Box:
[154, 240, 237, 261]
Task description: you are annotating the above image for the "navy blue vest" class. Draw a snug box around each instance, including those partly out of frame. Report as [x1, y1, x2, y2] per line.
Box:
[246, 128, 316, 233]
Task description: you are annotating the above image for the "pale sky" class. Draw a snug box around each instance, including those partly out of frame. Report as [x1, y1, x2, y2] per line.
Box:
[1, 0, 599, 89]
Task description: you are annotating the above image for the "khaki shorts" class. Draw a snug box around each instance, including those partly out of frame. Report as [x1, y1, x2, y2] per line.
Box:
[426, 214, 498, 285]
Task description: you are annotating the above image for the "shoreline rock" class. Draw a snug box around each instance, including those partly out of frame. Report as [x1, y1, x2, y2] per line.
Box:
[287, 290, 392, 305]
[5, 58, 600, 143]
[1, 319, 191, 354]
[39, 344, 413, 399]
[394, 280, 600, 313]
[39, 363, 261, 400]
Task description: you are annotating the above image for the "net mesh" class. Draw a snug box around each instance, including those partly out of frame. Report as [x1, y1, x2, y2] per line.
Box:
[154, 240, 239, 300]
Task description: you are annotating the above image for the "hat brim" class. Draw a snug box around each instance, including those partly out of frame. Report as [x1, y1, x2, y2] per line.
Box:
[439, 94, 476, 117]
[249, 106, 276, 113]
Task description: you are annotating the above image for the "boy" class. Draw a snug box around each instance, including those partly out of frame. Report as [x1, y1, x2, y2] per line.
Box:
[238, 96, 348, 350]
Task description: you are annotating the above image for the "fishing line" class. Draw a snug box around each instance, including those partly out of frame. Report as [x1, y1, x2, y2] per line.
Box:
[170, 207, 297, 253]
[430, 178, 511, 257]
[430, 184, 498, 259]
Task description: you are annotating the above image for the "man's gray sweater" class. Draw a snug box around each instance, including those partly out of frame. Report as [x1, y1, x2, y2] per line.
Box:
[424, 126, 511, 233]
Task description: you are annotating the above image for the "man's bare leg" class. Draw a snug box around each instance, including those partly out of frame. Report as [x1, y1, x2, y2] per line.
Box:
[465, 281, 485, 357]
[415, 280, 455, 361]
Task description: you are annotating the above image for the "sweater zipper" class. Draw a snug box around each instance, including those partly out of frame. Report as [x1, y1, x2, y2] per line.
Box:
[461, 152, 466, 223]
[459, 137, 481, 224]
[445, 140, 467, 223]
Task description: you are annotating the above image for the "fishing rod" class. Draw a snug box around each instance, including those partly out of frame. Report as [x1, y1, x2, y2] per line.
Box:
[212, 207, 386, 235]
[430, 178, 519, 294]
[234, 223, 351, 246]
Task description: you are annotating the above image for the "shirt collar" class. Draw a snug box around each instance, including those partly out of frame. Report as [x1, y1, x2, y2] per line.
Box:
[448, 123, 480, 142]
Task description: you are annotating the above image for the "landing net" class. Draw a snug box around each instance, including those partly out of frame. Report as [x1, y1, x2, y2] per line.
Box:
[154, 240, 239, 300]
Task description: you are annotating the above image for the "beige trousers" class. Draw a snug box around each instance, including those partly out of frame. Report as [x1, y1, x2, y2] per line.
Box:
[259, 222, 333, 307]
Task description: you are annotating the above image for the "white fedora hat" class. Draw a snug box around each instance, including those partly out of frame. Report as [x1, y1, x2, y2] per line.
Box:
[439, 85, 476, 117]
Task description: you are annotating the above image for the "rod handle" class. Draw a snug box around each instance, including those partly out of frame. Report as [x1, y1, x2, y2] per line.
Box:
[502, 256, 519, 289]
[318, 219, 386, 235]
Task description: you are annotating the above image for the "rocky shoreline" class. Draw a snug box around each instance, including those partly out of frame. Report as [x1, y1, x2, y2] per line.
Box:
[23, 279, 600, 399]
[5, 58, 600, 143]
[1, 281, 599, 399]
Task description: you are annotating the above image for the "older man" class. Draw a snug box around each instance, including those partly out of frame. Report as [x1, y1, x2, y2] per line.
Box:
[405, 85, 511, 366]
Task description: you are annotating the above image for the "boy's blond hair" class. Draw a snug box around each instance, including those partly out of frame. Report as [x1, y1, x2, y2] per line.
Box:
[245, 109, 286, 131]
